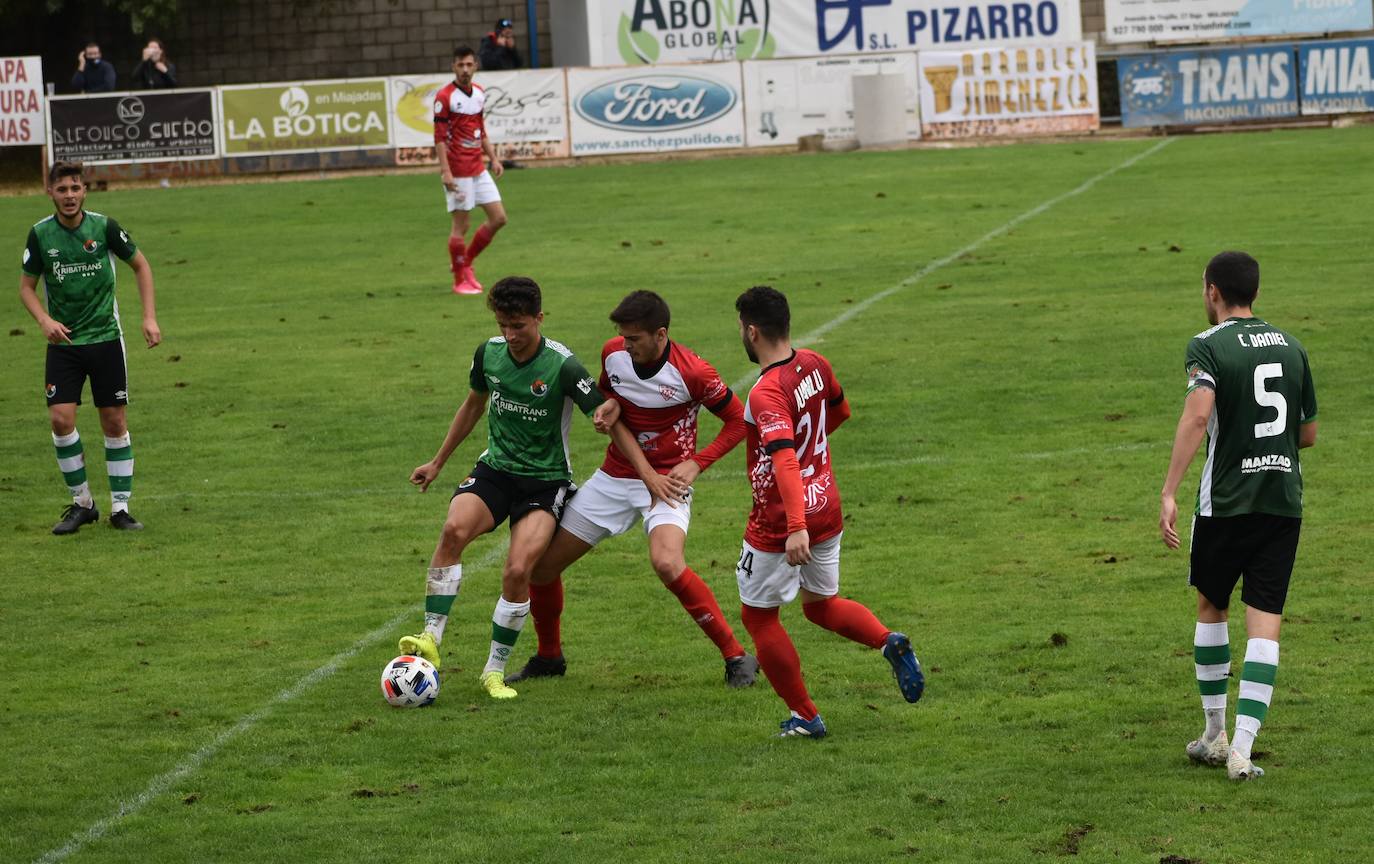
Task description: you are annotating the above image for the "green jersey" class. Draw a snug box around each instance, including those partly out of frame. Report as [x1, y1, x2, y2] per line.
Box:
[468, 336, 603, 481]
[1185, 316, 1317, 518]
[21, 211, 138, 345]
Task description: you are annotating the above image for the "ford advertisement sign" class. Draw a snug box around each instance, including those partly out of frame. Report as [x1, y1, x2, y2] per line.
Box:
[574, 75, 737, 131]
[568, 64, 746, 155]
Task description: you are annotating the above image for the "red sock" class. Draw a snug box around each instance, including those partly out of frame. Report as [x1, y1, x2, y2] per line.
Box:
[447, 236, 466, 274]
[740, 604, 818, 721]
[467, 224, 495, 261]
[667, 567, 745, 659]
[802, 596, 889, 649]
[529, 577, 563, 658]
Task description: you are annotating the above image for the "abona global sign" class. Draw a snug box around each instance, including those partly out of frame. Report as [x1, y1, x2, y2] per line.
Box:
[575, 75, 737, 131]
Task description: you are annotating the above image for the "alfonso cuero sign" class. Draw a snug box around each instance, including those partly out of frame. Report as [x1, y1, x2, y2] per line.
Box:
[47, 89, 217, 163]
[220, 79, 391, 156]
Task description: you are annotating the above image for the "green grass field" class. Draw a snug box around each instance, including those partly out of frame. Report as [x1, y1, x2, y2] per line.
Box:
[3, 127, 1373, 864]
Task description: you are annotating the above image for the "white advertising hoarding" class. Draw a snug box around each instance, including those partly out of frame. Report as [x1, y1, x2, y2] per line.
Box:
[1, 56, 45, 146]
[1105, 0, 1373, 44]
[742, 53, 921, 147]
[389, 69, 570, 160]
[918, 41, 1098, 138]
[578, 0, 1082, 65]
[567, 63, 746, 155]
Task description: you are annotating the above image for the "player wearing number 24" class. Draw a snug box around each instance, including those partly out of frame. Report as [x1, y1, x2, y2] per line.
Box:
[1159, 251, 1318, 781]
[731, 286, 925, 740]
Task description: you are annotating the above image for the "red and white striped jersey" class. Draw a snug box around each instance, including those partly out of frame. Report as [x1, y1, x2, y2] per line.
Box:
[433, 81, 487, 177]
[597, 338, 734, 479]
[744, 349, 846, 551]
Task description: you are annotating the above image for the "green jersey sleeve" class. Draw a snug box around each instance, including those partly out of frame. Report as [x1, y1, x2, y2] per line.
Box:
[469, 342, 489, 392]
[21, 227, 42, 276]
[1300, 348, 1318, 423]
[1184, 338, 1217, 394]
[104, 218, 137, 261]
[559, 353, 602, 416]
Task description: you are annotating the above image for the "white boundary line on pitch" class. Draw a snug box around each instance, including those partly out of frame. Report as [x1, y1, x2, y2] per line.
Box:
[33, 138, 1173, 864]
[32, 543, 503, 864]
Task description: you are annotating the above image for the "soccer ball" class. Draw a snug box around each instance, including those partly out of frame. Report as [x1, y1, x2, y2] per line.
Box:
[380, 655, 440, 707]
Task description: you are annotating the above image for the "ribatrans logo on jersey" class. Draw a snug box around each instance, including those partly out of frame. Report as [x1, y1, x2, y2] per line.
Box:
[575, 75, 737, 131]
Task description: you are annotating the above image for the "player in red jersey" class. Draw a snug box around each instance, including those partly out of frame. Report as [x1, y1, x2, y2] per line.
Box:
[433, 46, 506, 295]
[733, 286, 924, 739]
[507, 290, 760, 688]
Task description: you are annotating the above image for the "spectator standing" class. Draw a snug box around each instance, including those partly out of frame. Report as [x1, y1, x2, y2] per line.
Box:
[131, 39, 178, 89]
[479, 18, 522, 70]
[71, 43, 116, 93]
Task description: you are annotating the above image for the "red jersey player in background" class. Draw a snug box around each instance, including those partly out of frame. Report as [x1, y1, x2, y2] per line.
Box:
[733, 286, 924, 739]
[508, 290, 760, 688]
[434, 46, 506, 295]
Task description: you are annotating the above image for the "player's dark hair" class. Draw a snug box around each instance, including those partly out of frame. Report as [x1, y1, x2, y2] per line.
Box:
[488, 276, 542, 317]
[47, 160, 84, 186]
[1205, 251, 1259, 308]
[609, 290, 670, 333]
[454, 45, 476, 60]
[735, 285, 790, 342]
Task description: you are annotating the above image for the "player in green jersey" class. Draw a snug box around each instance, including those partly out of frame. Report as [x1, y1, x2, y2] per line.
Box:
[19, 161, 162, 535]
[400, 276, 614, 699]
[1159, 251, 1318, 781]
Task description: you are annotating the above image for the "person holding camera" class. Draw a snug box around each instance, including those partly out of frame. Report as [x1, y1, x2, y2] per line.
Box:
[479, 18, 522, 70]
[131, 38, 178, 89]
[71, 42, 117, 93]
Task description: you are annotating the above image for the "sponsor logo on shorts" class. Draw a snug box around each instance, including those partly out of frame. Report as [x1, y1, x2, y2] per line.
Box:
[82, 239, 99, 254]
[115, 389, 128, 400]
[459, 475, 476, 488]
[530, 378, 549, 397]
[45, 383, 57, 398]
[1241, 454, 1292, 474]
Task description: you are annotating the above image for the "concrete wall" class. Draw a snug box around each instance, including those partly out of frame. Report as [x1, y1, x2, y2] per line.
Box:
[162, 0, 552, 87]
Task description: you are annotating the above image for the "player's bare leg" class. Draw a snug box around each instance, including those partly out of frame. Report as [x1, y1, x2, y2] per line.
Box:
[507, 527, 592, 683]
[49, 402, 99, 535]
[448, 209, 480, 294]
[400, 493, 495, 668]
[463, 200, 507, 286]
[481, 509, 558, 698]
[649, 525, 757, 687]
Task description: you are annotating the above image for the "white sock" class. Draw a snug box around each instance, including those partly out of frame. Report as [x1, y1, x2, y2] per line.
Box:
[1194, 620, 1230, 740]
[422, 564, 462, 643]
[1232, 637, 1280, 760]
[483, 595, 530, 675]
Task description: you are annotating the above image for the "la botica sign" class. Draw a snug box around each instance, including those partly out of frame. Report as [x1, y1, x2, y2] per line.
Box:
[219, 79, 391, 155]
[568, 65, 746, 154]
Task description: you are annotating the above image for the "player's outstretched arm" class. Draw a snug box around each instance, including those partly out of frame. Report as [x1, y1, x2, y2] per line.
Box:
[19, 274, 72, 344]
[127, 251, 160, 348]
[1158, 386, 1214, 549]
[412, 389, 487, 492]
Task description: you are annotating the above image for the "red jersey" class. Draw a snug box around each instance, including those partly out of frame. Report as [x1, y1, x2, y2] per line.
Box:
[597, 338, 741, 478]
[744, 349, 847, 552]
[432, 81, 488, 177]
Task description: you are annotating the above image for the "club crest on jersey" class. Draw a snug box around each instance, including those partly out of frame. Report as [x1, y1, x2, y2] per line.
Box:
[530, 379, 549, 397]
[45, 383, 57, 398]
[82, 239, 99, 254]
[659, 384, 678, 401]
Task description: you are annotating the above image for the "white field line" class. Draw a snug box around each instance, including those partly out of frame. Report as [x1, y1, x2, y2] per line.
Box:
[33, 544, 504, 864]
[34, 139, 1174, 864]
[729, 137, 1175, 393]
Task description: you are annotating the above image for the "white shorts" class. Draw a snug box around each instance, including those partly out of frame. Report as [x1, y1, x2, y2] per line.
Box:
[559, 469, 692, 546]
[444, 171, 501, 212]
[735, 533, 842, 609]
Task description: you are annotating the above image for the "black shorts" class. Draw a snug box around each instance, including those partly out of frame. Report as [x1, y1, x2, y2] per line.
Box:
[1189, 513, 1302, 615]
[453, 462, 573, 528]
[45, 339, 128, 407]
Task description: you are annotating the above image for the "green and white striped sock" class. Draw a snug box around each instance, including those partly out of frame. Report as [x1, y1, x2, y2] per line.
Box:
[423, 564, 462, 642]
[53, 430, 93, 508]
[483, 596, 529, 675]
[1233, 637, 1279, 760]
[104, 433, 133, 513]
[1194, 621, 1230, 740]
